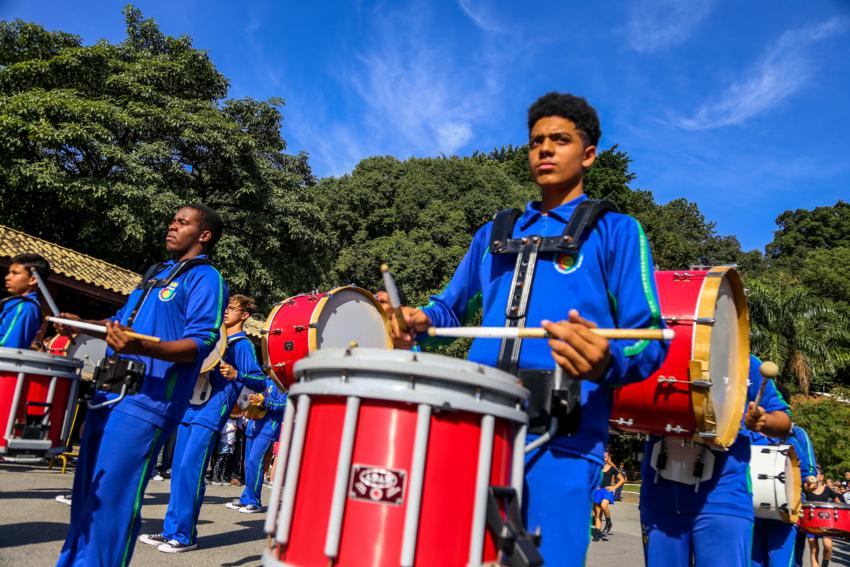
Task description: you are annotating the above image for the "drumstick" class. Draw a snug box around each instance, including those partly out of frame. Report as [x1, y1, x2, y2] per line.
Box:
[380, 263, 408, 332]
[47, 316, 162, 343]
[31, 269, 60, 317]
[752, 361, 779, 409]
[427, 327, 675, 340]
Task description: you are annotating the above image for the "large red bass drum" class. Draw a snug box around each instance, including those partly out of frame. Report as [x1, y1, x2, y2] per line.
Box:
[262, 286, 392, 389]
[610, 266, 750, 449]
[798, 503, 850, 538]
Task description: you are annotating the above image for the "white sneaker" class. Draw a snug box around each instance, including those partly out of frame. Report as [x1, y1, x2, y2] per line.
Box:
[55, 494, 72, 506]
[225, 499, 242, 510]
[152, 474, 165, 481]
[138, 533, 168, 546]
[239, 504, 262, 514]
[157, 540, 198, 553]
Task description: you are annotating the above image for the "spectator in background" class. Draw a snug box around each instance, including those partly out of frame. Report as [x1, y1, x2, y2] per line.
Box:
[614, 462, 627, 502]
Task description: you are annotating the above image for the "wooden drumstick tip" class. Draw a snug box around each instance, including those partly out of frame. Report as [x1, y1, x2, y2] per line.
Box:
[426, 328, 437, 337]
[760, 361, 779, 379]
[380, 263, 390, 273]
[348, 340, 359, 348]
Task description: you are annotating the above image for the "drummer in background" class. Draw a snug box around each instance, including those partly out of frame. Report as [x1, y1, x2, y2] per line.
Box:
[749, 422, 817, 567]
[640, 355, 791, 567]
[392, 92, 668, 565]
[225, 376, 286, 514]
[55, 204, 228, 567]
[1, 253, 50, 348]
[139, 294, 265, 553]
[804, 473, 840, 567]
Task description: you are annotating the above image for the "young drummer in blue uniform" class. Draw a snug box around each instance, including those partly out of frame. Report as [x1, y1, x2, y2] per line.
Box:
[1, 253, 50, 348]
[138, 294, 265, 552]
[640, 355, 792, 567]
[395, 92, 667, 565]
[56, 204, 228, 567]
[749, 423, 818, 567]
[225, 376, 286, 513]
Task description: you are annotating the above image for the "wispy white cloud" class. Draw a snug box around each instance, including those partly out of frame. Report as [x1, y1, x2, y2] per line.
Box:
[626, 0, 714, 53]
[458, 0, 504, 34]
[673, 18, 849, 130]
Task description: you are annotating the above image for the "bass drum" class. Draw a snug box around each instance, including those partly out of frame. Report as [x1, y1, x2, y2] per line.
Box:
[48, 334, 107, 381]
[750, 444, 802, 523]
[799, 503, 850, 538]
[610, 266, 750, 449]
[262, 286, 392, 389]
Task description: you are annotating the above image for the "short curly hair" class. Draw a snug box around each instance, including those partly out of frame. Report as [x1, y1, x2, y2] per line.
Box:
[229, 294, 255, 316]
[527, 92, 601, 147]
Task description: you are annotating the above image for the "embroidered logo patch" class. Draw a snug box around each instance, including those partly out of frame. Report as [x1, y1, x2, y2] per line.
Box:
[554, 253, 583, 275]
[158, 282, 179, 302]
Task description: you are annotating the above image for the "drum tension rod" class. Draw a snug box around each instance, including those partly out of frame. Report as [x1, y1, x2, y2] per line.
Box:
[656, 376, 711, 389]
[664, 317, 715, 326]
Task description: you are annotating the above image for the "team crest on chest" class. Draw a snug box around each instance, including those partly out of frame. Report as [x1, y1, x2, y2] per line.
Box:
[554, 253, 583, 275]
[158, 282, 179, 302]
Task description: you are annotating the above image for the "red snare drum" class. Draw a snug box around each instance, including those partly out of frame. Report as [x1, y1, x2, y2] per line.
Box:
[263, 348, 530, 567]
[0, 345, 81, 460]
[262, 286, 392, 389]
[610, 266, 750, 448]
[798, 503, 850, 538]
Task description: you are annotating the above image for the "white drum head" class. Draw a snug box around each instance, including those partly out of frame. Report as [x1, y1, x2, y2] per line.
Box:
[200, 325, 227, 373]
[708, 277, 742, 434]
[313, 288, 391, 350]
[66, 334, 107, 381]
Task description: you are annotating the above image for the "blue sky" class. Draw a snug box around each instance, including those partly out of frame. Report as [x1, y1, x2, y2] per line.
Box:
[3, 1, 849, 251]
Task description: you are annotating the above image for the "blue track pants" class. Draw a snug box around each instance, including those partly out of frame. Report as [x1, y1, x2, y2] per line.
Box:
[57, 410, 168, 567]
[522, 444, 601, 566]
[239, 434, 274, 507]
[641, 510, 753, 567]
[752, 518, 796, 567]
[161, 422, 217, 545]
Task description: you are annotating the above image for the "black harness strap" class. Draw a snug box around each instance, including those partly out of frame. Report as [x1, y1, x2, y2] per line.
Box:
[126, 258, 212, 327]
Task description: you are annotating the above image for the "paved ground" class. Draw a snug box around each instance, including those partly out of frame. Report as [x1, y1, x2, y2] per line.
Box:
[1, 461, 848, 566]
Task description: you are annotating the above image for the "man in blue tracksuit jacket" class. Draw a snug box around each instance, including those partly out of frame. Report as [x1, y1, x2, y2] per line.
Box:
[139, 294, 265, 552]
[749, 423, 818, 567]
[394, 93, 668, 565]
[56, 204, 228, 567]
[226, 376, 286, 513]
[640, 355, 792, 567]
[1, 253, 51, 348]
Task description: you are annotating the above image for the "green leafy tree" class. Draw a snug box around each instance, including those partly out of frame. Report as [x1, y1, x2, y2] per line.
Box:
[766, 200, 850, 260]
[791, 392, 850, 478]
[0, 8, 325, 309]
[799, 246, 850, 306]
[748, 278, 850, 394]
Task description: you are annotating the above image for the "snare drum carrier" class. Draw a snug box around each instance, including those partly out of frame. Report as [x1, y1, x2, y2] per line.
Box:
[85, 258, 213, 409]
[489, 199, 616, 436]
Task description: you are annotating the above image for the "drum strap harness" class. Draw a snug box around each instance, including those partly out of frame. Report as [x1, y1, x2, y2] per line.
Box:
[87, 258, 213, 409]
[491, 199, 616, 437]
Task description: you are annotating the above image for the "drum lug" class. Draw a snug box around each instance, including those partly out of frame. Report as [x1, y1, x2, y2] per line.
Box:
[696, 432, 716, 439]
[610, 417, 634, 427]
[665, 316, 715, 326]
[664, 424, 689, 434]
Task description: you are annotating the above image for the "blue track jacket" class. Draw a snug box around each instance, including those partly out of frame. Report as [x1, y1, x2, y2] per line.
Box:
[0, 292, 41, 348]
[182, 331, 266, 431]
[108, 255, 228, 428]
[419, 195, 668, 464]
[246, 378, 287, 439]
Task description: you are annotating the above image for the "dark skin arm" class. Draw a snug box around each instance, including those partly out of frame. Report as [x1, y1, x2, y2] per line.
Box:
[745, 403, 792, 438]
[542, 310, 611, 381]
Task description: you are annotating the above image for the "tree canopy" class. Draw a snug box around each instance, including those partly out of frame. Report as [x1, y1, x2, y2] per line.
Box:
[0, 8, 325, 308]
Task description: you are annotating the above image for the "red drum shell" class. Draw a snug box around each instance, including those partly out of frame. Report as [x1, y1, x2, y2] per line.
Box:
[610, 267, 749, 448]
[798, 503, 850, 538]
[262, 287, 392, 389]
[0, 345, 79, 455]
[267, 348, 529, 567]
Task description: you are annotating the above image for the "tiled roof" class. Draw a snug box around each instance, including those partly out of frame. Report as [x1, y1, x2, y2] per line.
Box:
[0, 224, 140, 295]
[0, 224, 267, 340]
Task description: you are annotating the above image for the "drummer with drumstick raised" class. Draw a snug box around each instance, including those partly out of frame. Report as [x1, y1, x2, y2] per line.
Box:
[55, 204, 228, 567]
[639, 356, 792, 567]
[138, 294, 265, 553]
[1, 253, 51, 349]
[390, 92, 669, 566]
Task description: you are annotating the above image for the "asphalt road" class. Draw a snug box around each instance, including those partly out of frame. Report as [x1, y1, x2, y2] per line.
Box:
[1, 462, 847, 566]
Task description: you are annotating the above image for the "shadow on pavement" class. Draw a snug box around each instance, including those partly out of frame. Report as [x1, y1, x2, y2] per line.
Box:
[197, 519, 265, 551]
[0, 521, 68, 547]
[221, 555, 262, 566]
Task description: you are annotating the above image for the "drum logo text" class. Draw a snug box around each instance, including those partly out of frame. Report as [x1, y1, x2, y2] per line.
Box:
[349, 465, 406, 506]
[159, 282, 179, 302]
